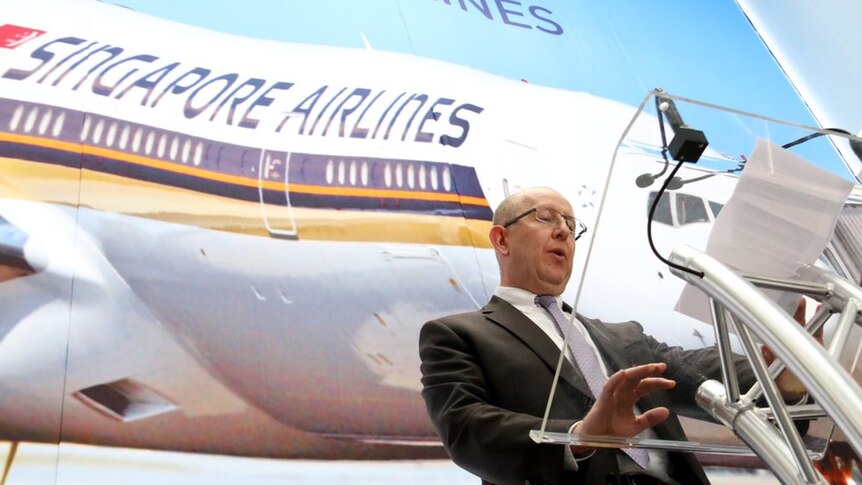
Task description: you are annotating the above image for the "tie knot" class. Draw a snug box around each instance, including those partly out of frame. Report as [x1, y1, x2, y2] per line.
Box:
[534, 294, 558, 310]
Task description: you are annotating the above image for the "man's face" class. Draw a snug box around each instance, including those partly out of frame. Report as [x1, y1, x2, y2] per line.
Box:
[500, 190, 576, 296]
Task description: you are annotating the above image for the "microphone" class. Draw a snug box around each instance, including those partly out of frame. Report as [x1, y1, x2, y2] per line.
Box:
[635, 173, 658, 188]
[665, 176, 683, 190]
[655, 91, 709, 163]
[657, 97, 685, 132]
[635, 172, 683, 189]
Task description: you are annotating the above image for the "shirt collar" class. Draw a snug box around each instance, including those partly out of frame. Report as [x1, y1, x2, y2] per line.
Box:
[494, 286, 562, 308]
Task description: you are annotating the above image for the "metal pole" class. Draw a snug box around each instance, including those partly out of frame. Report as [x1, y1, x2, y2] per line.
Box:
[697, 380, 821, 484]
[670, 245, 862, 461]
[708, 298, 740, 403]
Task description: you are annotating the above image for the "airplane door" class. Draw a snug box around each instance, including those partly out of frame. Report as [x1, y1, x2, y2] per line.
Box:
[499, 139, 543, 198]
[258, 149, 298, 239]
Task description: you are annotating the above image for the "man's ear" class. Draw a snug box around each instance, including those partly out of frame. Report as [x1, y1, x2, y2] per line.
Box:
[489, 225, 509, 255]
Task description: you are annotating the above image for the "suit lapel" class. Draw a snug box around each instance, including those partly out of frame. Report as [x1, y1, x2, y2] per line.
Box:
[584, 319, 677, 422]
[484, 297, 690, 456]
[581, 317, 628, 374]
[482, 296, 593, 397]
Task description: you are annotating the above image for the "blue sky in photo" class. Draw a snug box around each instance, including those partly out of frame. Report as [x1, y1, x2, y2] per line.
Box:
[104, 1, 852, 178]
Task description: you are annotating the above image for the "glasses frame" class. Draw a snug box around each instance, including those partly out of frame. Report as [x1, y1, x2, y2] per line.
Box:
[501, 207, 588, 240]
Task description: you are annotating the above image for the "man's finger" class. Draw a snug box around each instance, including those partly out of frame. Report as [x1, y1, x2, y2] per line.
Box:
[637, 407, 670, 429]
[609, 363, 667, 385]
[633, 377, 676, 397]
[793, 298, 807, 324]
[602, 364, 672, 402]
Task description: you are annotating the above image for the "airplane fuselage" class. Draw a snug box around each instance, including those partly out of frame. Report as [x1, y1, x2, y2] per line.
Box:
[0, 0, 743, 460]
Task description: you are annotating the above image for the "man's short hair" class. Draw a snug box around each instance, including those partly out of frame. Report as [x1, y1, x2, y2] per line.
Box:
[492, 193, 527, 226]
[492, 189, 546, 226]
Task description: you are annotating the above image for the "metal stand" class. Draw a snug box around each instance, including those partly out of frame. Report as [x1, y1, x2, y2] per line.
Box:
[670, 245, 862, 485]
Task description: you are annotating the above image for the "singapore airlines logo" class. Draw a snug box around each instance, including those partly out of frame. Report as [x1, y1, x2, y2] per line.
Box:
[0, 24, 45, 49]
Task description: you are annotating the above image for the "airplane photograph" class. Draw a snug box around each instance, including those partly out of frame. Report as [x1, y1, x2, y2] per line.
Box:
[1, 1, 862, 484]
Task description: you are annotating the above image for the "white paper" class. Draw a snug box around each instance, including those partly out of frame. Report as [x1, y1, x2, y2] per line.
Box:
[676, 138, 854, 324]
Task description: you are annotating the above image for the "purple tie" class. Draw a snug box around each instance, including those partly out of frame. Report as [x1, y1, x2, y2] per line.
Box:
[535, 295, 650, 470]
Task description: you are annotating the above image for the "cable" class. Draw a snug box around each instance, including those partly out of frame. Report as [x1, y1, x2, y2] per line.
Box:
[647, 98, 704, 279]
[635, 155, 670, 188]
[782, 128, 851, 150]
[671, 162, 745, 188]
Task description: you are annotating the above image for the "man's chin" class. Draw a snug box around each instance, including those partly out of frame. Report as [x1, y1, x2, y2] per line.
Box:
[537, 280, 568, 297]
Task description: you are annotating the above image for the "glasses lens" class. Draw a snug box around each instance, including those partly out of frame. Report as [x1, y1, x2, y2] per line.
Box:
[533, 207, 553, 224]
[535, 208, 578, 235]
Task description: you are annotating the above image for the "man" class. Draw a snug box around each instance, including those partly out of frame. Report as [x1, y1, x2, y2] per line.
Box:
[418, 187, 807, 485]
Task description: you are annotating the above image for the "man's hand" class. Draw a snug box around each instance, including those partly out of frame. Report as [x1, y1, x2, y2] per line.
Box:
[570, 363, 675, 455]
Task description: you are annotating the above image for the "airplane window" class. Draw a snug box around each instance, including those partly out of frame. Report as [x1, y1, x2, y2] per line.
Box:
[119, 125, 130, 150]
[106, 122, 117, 147]
[80, 116, 91, 142]
[337, 159, 345, 185]
[9, 105, 23, 131]
[396, 163, 403, 187]
[676, 193, 709, 225]
[407, 164, 415, 189]
[169, 136, 179, 160]
[419, 164, 427, 190]
[214, 146, 225, 170]
[430, 165, 439, 190]
[361, 161, 369, 186]
[647, 191, 673, 226]
[132, 128, 143, 153]
[38, 109, 52, 135]
[384, 163, 392, 188]
[442, 166, 452, 192]
[193, 142, 204, 166]
[325, 159, 334, 184]
[349, 160, 357, 186]
[181, 139, 191, 163]
[24, 106, 38, 133]
[52, 111, 65, 137]
[157, 133, 167, 158]
[92, 119, 104, 144]
[145, 131, 155, 155]
[709, 201, 724, 218]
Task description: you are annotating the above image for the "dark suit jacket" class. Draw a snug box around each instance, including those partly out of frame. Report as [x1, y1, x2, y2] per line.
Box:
[419, 296, 751, 485]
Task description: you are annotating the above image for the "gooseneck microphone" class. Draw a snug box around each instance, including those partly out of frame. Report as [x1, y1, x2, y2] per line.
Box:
[636, 91, 709, 188]
[635, 171, 683, 189]
[643, 90, 705, 279]
[657, 96, 685, 132]
[655, 91, 709, 163]
[635, 169, 665, 188]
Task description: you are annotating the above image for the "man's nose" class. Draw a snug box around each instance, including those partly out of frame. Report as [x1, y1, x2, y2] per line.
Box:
[551, 220, 569, 239]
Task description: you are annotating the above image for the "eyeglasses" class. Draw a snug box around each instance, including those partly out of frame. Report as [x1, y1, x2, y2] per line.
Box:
[502, 207, 588, 240]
